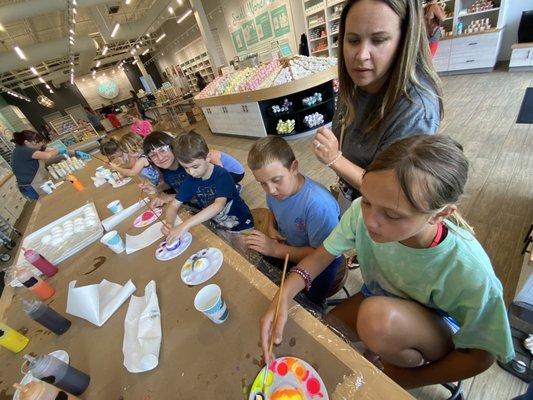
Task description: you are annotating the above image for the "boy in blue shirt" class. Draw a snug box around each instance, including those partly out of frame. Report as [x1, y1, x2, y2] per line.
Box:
[163, 131, 254, 244]
[243, 136, 342, 305]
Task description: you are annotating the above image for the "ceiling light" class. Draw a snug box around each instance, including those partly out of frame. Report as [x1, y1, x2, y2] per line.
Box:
[71, 68, 74, 73]
[145, 33, 150, 37]
[177, 9, 193, 24]
[96, 60, 101, 67]
[130, 49, 135, 55]
[72, 0, 77, 5]
[102, 72, 106, 76]
[155, 33, 166, 43]
[92, 70, 96, 75]
[111, 23, 120, 38]
[70, 61, 74, 66]
[168, 6, 174, 14]
[38, 77, 45, 83]
[45, 84, 50, 89]
[82, 78, 85, 82]
[139, 40, 143, 45]
[14, 46, 26, 60]
[72, 7, 77, 14]
[70, 75, 74, 84]
[142, 49, 149, 56]
[72, 18, 76, 24]
[125, 0, 131, 4]
[136, 44, 140, 48]
[49, 89, 54, 94]
[30, 67, 38, 75]
[161, 52, 164, 56]
[112, 70, 116, 74]
[132, 59, 138, 65]
[69, 29, 74, 34]
[102, 46, 108, 55]
[37, 95, 54, 108]
[92, 75, 96, 79]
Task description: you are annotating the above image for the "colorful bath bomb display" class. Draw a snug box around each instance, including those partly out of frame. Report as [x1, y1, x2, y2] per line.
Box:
[271, 388, 304, 400]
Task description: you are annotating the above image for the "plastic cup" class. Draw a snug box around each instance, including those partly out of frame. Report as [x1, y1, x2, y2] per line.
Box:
[100, 230, 125, 254]
[0, 323, 29, 353]
[107, 200, 123, 214]
[194, 284, 228, 324]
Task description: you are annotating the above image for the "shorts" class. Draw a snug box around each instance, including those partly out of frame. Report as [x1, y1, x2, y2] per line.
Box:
[361, 284, 460, 333]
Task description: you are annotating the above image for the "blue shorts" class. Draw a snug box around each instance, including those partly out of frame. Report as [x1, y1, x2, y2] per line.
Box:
[361, 284, 460, 334]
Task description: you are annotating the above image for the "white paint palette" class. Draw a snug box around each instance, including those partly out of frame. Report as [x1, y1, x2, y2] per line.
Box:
[180, 248, 223, 286]
[133, 208, 162, 228]
[155, 233, 192, 261]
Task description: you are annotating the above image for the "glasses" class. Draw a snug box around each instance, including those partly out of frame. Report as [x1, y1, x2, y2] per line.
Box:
[147, 145, 171, 159]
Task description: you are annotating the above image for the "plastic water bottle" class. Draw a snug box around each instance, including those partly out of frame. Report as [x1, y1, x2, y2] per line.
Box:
[457, 21, 464, 35]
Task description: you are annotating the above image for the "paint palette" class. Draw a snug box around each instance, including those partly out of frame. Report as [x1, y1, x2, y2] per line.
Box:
[155, 232, 192, 261]
[249, 357, 328, 400]
[133, 208, 162, 228]
[112, 177, 132, 188]
[180, 247, 223, 285]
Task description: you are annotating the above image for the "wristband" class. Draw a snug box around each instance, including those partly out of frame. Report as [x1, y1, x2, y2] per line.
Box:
[326, 151, 342, 168]
[290, 267, 312, 291]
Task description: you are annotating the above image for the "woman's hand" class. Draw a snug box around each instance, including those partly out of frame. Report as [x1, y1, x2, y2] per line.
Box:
[260, 291, 289, 365]
[313, 127, 340, 165]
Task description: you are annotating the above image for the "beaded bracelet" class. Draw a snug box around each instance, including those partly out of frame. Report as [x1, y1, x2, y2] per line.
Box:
[326, 151, 342, 168]
[290, 267, 312, 291]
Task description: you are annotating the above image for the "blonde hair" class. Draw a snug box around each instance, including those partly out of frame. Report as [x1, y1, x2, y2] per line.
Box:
[337, 0, 443, 132]
[247, 137, 296, 170]
[119, 133, 144, 154]
[366, 135, 474, 233]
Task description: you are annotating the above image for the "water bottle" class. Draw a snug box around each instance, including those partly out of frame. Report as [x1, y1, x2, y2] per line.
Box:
[457, 21, 464, 35]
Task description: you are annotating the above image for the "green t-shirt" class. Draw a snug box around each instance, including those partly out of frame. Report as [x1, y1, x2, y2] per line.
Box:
[323, 198, 515, 363]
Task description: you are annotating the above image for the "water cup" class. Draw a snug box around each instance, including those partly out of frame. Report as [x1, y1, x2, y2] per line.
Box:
[194, 284, 229, 324]
[107, 200, 123, 214]
[40, 183, 53, 194]
[100, 230, 125, 254]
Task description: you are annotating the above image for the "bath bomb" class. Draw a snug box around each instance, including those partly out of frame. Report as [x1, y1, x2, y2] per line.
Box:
[50, 236, 63, 247]
[51, 227, 63, 236]
[41, 235, 52, 245]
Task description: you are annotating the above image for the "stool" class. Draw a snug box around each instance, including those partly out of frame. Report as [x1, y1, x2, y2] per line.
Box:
[442, 381, 464, 400]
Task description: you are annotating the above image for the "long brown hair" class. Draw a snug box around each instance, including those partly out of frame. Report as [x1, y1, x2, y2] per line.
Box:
[366, 135, 473, 233]
[337, 0, 443, 132]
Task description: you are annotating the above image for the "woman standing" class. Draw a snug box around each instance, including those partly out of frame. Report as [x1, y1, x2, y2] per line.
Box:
[424, 0, 446, 57]
[313, 0, 443, 211]
[130, 90, 155, 123]
[11, 130, 60, 200]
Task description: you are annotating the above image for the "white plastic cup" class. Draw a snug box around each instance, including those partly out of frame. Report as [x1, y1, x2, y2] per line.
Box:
[107, 200, 123, 214]
[100, 230, 125, 254]
[40, 183, 53, 194]
[194, 284, 228, 324]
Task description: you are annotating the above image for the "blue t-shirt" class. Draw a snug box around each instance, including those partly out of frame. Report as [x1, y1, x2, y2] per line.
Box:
[161, 165, 188, 193]
[177, 165, 253, 231]
[267, 176, 340, 248]
[139, 155, 160, 186]
[220, 152, 245, 175]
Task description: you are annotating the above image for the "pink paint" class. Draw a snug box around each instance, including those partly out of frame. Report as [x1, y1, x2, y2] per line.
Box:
[23, 248, 58, 277]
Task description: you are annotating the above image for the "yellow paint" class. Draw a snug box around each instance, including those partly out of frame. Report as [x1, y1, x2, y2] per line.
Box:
[0, 323, 29, 353]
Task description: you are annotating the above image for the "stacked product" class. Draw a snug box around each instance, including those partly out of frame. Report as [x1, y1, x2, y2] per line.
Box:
[302, 93, 323, 107]
[47, 157, 86, 180]
[272, 99, 293, 114]
[464, 18, 491, 33]
[238, 59, 282, 92]
[468, 0, 494, 12]
[276, 119, 296, 135]
[303, 112, 325, 128]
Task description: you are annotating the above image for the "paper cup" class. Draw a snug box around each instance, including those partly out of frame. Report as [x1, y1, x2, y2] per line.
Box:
[194, 284, 228, 324]
[40, 183, 53, 194]
[100, 230, 125, 254]
[107, 200, 124, 214]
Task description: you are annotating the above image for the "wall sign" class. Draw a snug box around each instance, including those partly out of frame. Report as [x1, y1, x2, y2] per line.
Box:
[232, 28, 247, 53]
[97, 78, 119, 99]
[271, 5, 290, 37]
[255, 11, 273, 41]
[243, 20, 259, 46]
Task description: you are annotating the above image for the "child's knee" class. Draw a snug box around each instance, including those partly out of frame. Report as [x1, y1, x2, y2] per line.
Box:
[356, 297, 396, 351]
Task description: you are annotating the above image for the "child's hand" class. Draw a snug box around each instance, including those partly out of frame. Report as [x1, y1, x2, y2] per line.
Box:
[243, 230, 279, 257]
[109, 162, 120, 170]
[260, 291, 289, 365]
[151, 194, 172, 208]
[267, 226, 286, 242]
[166, 224, 188, 246]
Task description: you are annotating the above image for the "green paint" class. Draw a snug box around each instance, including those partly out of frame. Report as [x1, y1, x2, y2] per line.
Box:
[271, 5, 290, 37]
[255, 11, 273, 41]
[242, 20, 259, 46]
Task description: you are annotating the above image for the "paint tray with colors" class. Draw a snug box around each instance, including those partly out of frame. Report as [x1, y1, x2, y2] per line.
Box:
[155, 232, 192, 261]
[249, 357, 328, 400]
[180, 247, 223, 285]
[133, 208, 163, 228]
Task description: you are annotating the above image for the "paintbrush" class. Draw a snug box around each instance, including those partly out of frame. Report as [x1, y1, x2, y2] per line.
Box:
[258, 253, 290, 400]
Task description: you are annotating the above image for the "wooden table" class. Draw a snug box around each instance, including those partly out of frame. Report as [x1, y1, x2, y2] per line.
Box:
[0, 159, 414, 399]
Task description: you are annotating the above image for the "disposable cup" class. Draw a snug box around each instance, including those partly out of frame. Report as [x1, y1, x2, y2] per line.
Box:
[100, 230, 125, 254]
[107, 200, 123, 214]
[194, 284, 228, 324]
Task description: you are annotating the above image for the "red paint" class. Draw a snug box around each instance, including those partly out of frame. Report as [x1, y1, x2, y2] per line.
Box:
[142, 211, 153, 221]
[306, 377, 320, 394]
[277, 361, 288, 376]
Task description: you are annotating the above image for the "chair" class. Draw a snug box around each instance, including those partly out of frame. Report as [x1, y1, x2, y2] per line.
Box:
[324, 257, 350, 307]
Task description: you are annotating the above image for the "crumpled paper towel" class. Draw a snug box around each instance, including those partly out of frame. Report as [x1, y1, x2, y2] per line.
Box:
[123, 280, 162, 373]
[66, 279, 136, 326]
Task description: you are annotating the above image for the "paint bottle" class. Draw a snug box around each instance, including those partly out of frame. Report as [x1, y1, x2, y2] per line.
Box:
[23, 354, 90, 395]
[23, 300, 71, 335]
[0, 322, 29, 353]
[15, 268, 55, 300]
[23, 248, 58, 277]
[67, 174, 84, 192]
[12, 381, 81, 400]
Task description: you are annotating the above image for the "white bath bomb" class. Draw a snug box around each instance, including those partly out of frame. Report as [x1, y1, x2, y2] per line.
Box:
[74, 217, 84, 225]
[51, 227, 63, 236]
[74, 224, 84, 233]
[41, 235, 52, 245]
[50, 236, 62, 246]
[85, 217, 97, 226]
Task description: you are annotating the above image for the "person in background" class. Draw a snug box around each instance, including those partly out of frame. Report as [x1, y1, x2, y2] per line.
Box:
[312, 0, 442, 212]
[11, 130, 90, 200]
[424, 0, 446, 57]
[299, 33, 310, 56]
[130, 116, 153, 138]
[195, 72, 207, 91]
[130, 90, 155, 123]
[84, 106, 105, 132]
[207, 147, 245, 184]
[259, 135, 514, 389]
[100, 102, 121, 129]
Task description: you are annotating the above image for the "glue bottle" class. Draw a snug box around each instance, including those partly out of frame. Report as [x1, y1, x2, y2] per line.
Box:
[12, 381, 81, 400]
[22, 248, 58, 277]
[15, 268, 55, 300]
[67, 174, 84, 192]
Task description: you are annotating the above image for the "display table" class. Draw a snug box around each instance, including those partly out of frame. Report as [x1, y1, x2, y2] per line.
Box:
[0, 159, 413, 399]
[195, 66, 337, 139]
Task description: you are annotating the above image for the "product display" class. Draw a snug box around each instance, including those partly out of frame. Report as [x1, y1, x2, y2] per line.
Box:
[468, 0, 495, 13]
[272, 99, 293, 114]
[462, 18, 492, 34]
[303, 112, 325, 128]
[276, 119, 296, 135]
[302, 93, 322, 107]
[47, 157, 86, 180]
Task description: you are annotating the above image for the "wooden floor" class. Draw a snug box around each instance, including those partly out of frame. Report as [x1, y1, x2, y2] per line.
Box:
[186, 68, 532, 400]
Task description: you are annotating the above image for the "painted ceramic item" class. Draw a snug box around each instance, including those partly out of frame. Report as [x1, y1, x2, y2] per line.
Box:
[249, 357, 328, 400]
[112, 177, 132, 188]
[180, 247, 223, 285]
[133, 208, 162, 228]
[155, 232, 192, 261]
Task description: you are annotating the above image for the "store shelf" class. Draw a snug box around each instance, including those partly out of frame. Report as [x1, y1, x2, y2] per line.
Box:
[311, 48, 328, 54]
[329, 16, 341, 22]
[308, 21, 326, 29]
[310, 36, 328, 42]
[306, 8, 325, 17]
[329, 30, 339, 36]
[460, 7, 499, 17]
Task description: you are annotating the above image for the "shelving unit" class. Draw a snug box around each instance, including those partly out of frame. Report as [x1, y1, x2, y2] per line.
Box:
[48, 115, 100, 148]
[428, 0, 506, 74]
[303, 0, 344, 58]
[179, 51, 215, 94]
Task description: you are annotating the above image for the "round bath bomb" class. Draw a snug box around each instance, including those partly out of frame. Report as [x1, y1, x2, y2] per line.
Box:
[74, 224, 84, 233]
[62, 229, 74, 239]
[50, 236, 63, 247]
[51, 227, 62, 236]
[84, 217, 97, 227]
[40, 235, 52, 245]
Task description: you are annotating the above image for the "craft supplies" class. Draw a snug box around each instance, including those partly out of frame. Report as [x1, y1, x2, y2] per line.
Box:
[181, 248, 224, 285]
[15, 268, 55, 300]
[303, 112, 325, 128]
[194, 284, 229, 324]
[302, 92, 322, 107]
[276, 119, 296, 135]
[100, 230, 125, 254]
[107, 200, 124, 214]
[67, 174, 84, 192]
[22, 248, 58, 277]
[13, 380, 81, 400]
[155, 232, 192, 261]
[23, 300, 71, 335]
[0, 322, 29, 353]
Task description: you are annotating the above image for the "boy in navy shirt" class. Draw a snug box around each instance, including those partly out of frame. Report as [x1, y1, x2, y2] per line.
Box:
[163, 131, 254, 244]
[243, 136, 342, 305]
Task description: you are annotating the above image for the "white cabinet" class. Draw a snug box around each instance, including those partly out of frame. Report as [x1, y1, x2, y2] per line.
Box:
[434, 40, 451, 72]
[448, 32, 500, 71]
[201, 102, 267, 138]
[509, 44, 533, 71]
